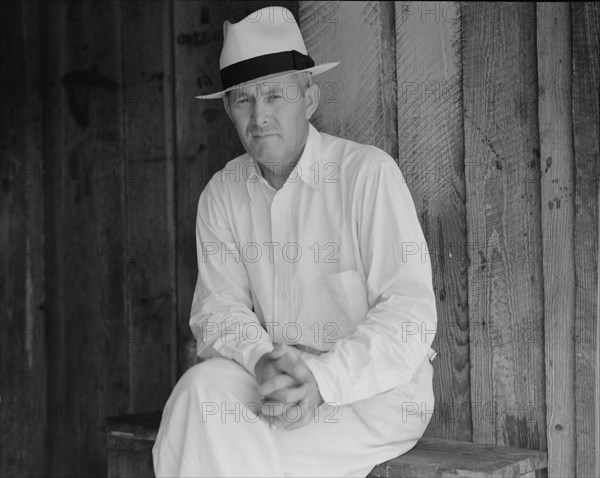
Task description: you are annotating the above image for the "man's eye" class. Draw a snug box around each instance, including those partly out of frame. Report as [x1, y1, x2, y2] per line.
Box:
[236, 97, 249, 104]
[268, 94, 283, 101]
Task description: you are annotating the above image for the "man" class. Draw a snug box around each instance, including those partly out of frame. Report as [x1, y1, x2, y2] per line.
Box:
[153, 6, 437, 477]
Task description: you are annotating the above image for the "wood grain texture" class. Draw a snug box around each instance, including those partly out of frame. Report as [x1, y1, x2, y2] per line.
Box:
[571, 3, 600, 477]
[105, 410, 162, 440]
[40, 1, 66, 473]
[105, 434, 548, 478]
[395, 1, 469, 441]
[0, 0, 47, 475]
[299, 1, 398, 158]
[173, 1, 296, 375]
[121, 0, 177, 413]
[536, 3, 576, 476]
[107, 436, 155, 478]
[462, 2, 546, 449]
[42, 1, 129, 475]
[105, 413, 547, 478]
[368, 437, 547, 478]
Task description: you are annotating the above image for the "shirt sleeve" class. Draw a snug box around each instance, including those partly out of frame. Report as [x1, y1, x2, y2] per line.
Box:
[189, 180, 274, 377]
[302, 157, 437, 406]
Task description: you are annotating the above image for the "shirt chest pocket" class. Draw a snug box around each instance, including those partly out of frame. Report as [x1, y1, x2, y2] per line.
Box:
[296, 270, 369, 351]
[325, 269, 369, 323]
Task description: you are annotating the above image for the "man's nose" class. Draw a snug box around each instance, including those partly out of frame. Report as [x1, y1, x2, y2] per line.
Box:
[251, 98, 270, 125]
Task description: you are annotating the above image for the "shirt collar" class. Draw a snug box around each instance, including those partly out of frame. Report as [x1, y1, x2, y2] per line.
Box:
[295, 122, 322, 192]
[245, 122, 322, 194]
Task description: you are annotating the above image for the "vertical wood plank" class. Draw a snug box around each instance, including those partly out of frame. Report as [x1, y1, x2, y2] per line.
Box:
[537, 3, 576, 476]
[107, 437, 155, 478]
[173, 1, 296, 375]
[121, 0, 177, 412]
[43, 1, 128, 474]
[40, 0, 66, 471]
[394, 1, 469, 440]
[0, 0, 47, 475]
[299, 1, 398, 158]
[572, 3, 600, 476]
[462, 2, 546, 449]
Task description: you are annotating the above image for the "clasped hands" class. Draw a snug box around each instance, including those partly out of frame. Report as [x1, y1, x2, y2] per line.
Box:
[254, 342, 324, 430]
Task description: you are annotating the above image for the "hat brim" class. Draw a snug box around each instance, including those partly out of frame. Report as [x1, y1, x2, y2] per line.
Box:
[195, 62, 340, 99]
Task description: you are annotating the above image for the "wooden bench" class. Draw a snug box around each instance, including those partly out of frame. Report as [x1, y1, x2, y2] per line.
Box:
[105, 411, 547, 477]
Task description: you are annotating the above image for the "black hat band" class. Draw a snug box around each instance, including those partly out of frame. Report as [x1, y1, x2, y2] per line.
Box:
[220, 50, 315, 90]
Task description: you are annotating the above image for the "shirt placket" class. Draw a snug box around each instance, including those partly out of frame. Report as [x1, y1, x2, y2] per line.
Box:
[270, 185, 292, 344]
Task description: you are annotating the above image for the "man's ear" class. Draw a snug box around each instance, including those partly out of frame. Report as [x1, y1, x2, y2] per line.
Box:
[304, 83, 320, 120]
[222, 94, 232, 120]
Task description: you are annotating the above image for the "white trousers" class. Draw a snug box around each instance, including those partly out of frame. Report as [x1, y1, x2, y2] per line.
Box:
[152, 357, 434, 477]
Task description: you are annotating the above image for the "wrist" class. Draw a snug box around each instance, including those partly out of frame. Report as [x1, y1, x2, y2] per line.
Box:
[241, 340, 274, 378]
[253, 352, 271, 377]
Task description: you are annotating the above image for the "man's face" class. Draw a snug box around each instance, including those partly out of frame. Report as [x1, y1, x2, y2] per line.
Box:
[224, 73, 318, 168]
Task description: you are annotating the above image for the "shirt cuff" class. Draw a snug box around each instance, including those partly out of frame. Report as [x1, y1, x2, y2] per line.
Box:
[243, 340, 275, 377]
[302, 354, 340, 406]
[213, 330, 274, 378]
[302, 349, 430, 407]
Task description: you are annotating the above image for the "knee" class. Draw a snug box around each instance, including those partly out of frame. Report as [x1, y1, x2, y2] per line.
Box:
[173, 358, 248, 400]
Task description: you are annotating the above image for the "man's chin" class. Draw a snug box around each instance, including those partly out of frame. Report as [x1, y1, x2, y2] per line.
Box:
[250, 148, 284, 165]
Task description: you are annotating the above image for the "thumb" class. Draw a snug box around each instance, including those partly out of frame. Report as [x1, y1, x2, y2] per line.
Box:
[268, 342, 288, 360]
[274, 352, 309, 382]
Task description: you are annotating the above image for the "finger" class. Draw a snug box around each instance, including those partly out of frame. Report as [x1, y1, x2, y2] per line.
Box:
[260, 400, 286, 418]
[274, 353, 310, 382]
[268, 343, 289, 360]
[282, 401, 311, 430]
[258, 373, 297, 396]
[271, 414, 292, 428]
[265, 383, 307, 404]
[283, 416, 308, 430]
[257, 361, 280, 384]
[284, 393, 322, 430]
[272, 402, 304, 428]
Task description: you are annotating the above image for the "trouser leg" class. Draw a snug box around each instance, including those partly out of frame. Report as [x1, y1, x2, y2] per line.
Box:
[152, 357, 283, 477]
[273, 358, 435, 477]
[153, 357, 434, 478]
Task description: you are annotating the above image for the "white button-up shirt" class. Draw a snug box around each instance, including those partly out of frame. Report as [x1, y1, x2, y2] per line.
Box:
[190, 123, 437, 407]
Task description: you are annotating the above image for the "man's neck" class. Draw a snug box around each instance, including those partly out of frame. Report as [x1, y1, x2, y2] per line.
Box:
[256, 143, 309, 190]
[257, 160, 298, 190]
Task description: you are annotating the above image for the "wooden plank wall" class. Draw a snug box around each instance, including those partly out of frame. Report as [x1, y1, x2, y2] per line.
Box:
[463, 2, 546, 451]
[393, 1, 469, 441]
[121, 0, 177, 413]
[1, 1, 47, 475]
[299, 1, 397, 158]
[1, 1, 598, 477]
[300, 1, 596, 477]
[571, 3, 600, 477]
[537, 3, 576, 476]
[42, 1, 129, 474]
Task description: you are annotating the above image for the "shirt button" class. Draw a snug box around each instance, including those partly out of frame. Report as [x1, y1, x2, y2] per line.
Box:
[281, 292, 287, 301]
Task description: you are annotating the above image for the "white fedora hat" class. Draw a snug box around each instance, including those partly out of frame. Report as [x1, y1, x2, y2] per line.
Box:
[195, 6, 339, 99]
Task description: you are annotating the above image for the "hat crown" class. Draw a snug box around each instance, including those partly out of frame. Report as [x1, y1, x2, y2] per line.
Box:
[220, 7, 307, 70]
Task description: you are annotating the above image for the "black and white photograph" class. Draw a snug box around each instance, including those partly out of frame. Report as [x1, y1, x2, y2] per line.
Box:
[1, 1, 598, 477]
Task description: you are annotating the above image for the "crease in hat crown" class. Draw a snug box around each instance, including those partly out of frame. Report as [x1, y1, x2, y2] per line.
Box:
[220, 7, 308, 69]
[195, 6, 339, 99]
